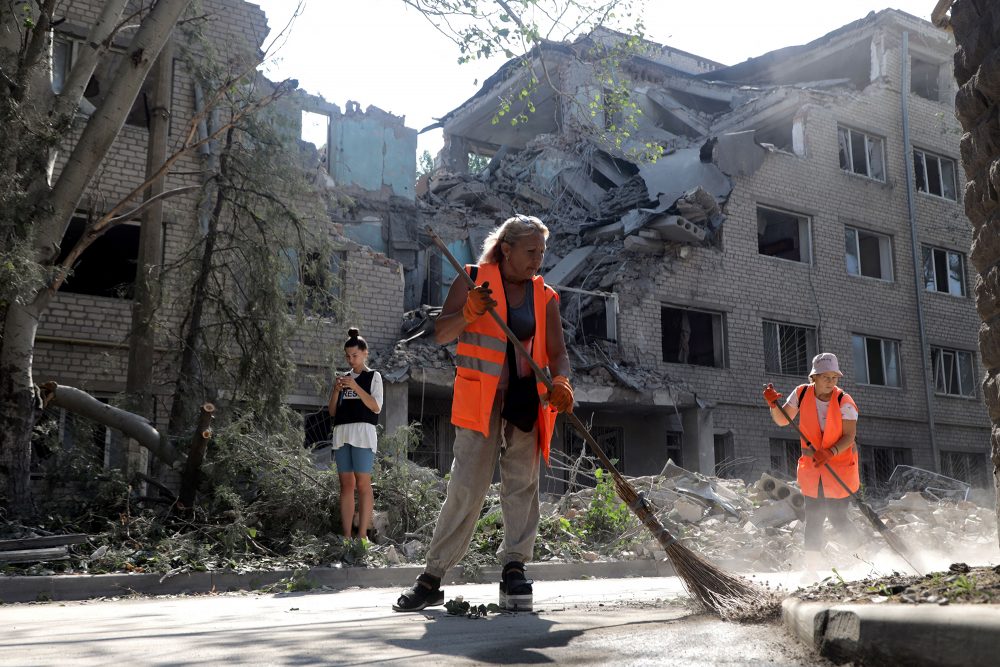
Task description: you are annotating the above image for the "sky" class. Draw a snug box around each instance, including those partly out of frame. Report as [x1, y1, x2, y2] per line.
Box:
[250, 1, 940, 157]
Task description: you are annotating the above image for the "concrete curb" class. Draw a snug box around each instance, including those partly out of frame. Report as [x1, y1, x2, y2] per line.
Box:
[0, 558, 676, 604]
[782, 597, 1000, 667]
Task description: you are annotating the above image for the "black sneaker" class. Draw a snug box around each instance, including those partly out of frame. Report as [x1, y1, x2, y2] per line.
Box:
[499, 561, 533, 611]
[392, 573, 444, 612]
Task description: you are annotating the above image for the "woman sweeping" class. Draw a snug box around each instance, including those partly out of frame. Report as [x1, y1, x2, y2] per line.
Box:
[393, 214, 574, 612]
[329, 327, 383, 540]
[763, 352, 860, 571]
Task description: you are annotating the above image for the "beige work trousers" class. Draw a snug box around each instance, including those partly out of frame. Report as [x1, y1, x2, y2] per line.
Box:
[424, 396, 540, 579]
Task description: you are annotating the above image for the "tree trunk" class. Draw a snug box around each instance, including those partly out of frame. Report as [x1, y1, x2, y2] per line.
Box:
[0, 302, 42, 515]
[166, 125, 231, 438]
[177, 403, 215, 509]
[119, 40, 174, 477]
[949, 0, 1000, 547]
[0, 0, 193, 519]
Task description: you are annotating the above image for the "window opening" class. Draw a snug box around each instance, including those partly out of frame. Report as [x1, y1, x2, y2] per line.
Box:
[852, 334, 901, 387]
[757, 206, 811, 263]
[661, 306, 725, 367]
[845, 226, 893, 280]
[838, 126, 885, 181]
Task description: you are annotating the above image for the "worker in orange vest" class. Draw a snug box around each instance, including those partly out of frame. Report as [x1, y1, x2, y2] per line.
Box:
[763, 352, 860, 572]
[393, 215, 573, 612]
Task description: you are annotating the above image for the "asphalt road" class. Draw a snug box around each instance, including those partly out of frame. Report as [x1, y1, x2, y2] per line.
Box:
[2, 575, 832, 666]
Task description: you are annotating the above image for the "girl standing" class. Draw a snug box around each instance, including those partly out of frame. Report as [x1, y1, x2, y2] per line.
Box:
[329, 327, 383, 539]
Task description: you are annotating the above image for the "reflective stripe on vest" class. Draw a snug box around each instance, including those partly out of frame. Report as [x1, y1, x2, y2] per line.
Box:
[450, 262, 560, 461]
[796, 384, 860, 499]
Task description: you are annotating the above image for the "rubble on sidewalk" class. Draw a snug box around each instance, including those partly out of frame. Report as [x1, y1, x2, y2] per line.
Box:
[413, 458, 998, 574]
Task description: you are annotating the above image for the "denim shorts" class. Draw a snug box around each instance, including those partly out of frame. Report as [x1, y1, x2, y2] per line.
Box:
[333, 444, 375, 474]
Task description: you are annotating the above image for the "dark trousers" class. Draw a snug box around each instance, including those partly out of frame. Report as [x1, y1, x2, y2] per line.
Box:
[803, 495, 854, 551]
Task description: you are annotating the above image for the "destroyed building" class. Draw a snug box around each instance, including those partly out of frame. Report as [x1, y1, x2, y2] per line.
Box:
[31, 0, 406, 480]
[369, 9, 991, 496]
[32, 4, 992, 504]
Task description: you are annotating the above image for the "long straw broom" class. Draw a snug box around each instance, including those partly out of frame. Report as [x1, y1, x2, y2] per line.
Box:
[428, 227, 778, 621]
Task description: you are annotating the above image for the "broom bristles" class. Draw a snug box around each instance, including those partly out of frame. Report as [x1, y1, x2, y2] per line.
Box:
[609, 471, 779, 622]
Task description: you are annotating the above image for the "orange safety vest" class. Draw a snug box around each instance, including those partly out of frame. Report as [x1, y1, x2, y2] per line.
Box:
[451, 262, 560, 461]
[795, 384, 860, 499]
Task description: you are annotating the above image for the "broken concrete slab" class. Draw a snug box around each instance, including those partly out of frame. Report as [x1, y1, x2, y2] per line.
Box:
[749, 500, 798, 528]
[646, 215, 707, 243]
[545, 246, 597, 286]
[713, 130, 768, 176]
[636, 146, 732, 209]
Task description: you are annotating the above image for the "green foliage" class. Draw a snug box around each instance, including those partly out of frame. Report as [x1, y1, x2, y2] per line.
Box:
[582, 468, 634, 542]
[445, 597, 503, 617]
[417, 149, 435, 177]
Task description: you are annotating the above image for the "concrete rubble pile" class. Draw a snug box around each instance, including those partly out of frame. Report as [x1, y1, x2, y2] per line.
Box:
[533, 460, 998, 573]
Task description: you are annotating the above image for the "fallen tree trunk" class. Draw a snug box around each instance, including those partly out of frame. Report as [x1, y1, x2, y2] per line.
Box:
[40, 382, 180, 465]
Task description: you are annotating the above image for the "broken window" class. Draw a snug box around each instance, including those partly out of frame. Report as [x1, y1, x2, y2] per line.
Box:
[922, 245, 966, 297]
[300, 110, 330, 155]
[280, 248, 345, 317]
[713, 433, 735, 478]
[845, 226, 893, 281]
[852, 334, 901, 387]
[52, 35, 166, 128]
[860, 445, 911, 492]
[769, 438, 801, 479]
[940, 450, 991, 488]
[665, 431, 683, 469]
[468, 152, 491, 174]
[762, 321, 817, 377]
[913, 149, 957, 201]
[931, 347, 976, 398]
[838, 126, 885, 181]
[410, 415, 452, 473]
[56, 217, 140, 299]
[757, 206, 811, 263]
[560, 286, 619, 343]
[564, 423, 625, 476]
[911, 57, 942, 101]
[661, 306, 725, 368]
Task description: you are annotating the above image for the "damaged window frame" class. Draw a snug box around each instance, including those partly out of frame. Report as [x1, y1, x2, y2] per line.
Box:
[762, 320, 817, 377]
[51, 33, 166, 129]
[913, 149, 958, 201]
[660, 305, 726, 369]
[768, 438, 801, 478]
[940, 450, 992, 488]
[845, 226, 893, 281]
[910, 56, 943, 102]
[756, 205, 812, 264]
[56, 215, 141, 299]
[931, 346, 976, 398]
[860, 444, 912, 491]
[851, 334, 902, 388]
[921, 245, 966, 297]
[837, 125, 886, 182]
[554, 284, 619, 343]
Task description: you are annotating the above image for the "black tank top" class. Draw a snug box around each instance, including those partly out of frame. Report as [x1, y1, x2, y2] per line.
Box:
[506, 283, 535, 341]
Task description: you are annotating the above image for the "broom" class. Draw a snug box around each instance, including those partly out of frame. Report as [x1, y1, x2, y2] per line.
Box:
[427, 226, 778, 620]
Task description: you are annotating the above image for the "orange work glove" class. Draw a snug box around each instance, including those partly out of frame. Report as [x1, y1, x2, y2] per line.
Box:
[762, 383, 782, 408]
[462, 282, 496, 323]
[812, 447, 833, 468]
[548, 375, 574, 413]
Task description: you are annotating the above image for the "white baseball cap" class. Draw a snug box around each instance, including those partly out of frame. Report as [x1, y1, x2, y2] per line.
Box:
[810, 352, 843, 377]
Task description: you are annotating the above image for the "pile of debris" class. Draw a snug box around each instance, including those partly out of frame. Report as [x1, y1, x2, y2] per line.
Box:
[370, 454, 997, 575]
[534, 461, 998, 573]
